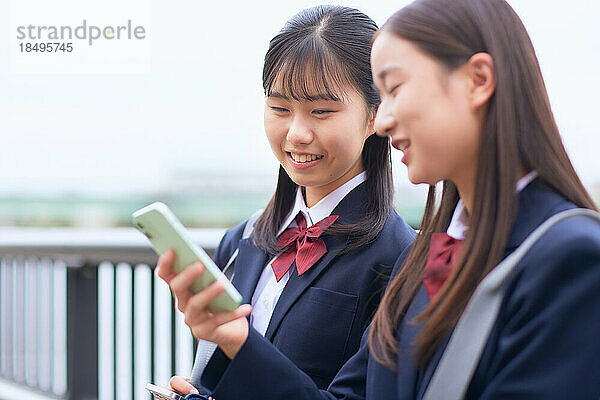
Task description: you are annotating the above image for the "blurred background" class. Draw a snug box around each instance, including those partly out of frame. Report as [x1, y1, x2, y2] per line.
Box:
[1, 0, 598, 230]
[1, 0, 599, 399]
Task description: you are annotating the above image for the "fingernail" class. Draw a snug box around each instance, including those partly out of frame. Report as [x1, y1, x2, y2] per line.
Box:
[240, 304, 252, 313]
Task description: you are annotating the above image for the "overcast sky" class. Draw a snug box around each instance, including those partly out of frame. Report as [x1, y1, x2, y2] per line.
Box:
[1, 0, 599, 198]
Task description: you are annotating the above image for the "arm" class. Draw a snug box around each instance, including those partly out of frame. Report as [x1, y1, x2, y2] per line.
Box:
[203, 326, 369, 400]
[158, 248, 369, 400]
[200, 244, 418, 400]
[157, 228, 415, 400]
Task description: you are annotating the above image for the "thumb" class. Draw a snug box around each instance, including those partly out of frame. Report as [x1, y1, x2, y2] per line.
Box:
[169, 376, 199, 395]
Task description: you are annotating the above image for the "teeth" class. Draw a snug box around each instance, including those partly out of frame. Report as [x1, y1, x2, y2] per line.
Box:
[291, 153, 323, 163]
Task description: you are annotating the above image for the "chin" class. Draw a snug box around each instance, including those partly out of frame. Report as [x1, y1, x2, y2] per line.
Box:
[286, 174, 312, 187]
[407, 171, 424, 185]
[408, 171, 438, 186]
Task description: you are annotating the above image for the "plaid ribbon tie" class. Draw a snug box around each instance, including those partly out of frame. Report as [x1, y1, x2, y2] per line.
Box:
[271, 213, 339, 281]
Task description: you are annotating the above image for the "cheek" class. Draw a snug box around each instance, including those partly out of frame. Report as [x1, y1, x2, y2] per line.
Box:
[264, 117, 286, 155]
[391, 88, 424, 129]
[325, 120, 366, 161]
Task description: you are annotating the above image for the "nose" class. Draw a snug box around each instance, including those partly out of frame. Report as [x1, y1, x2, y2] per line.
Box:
[374, 100, 396, 137]
[286, 116, 314, 145]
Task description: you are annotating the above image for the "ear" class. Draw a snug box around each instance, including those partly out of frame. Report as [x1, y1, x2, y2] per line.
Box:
[365, 106, 378, 138]
[465, 52, 496, 110]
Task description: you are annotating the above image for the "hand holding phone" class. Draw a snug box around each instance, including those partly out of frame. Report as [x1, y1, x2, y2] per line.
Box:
[134, 202, 252, 359]
[145, 383, 211, 400]
[132, 202, 242, 313]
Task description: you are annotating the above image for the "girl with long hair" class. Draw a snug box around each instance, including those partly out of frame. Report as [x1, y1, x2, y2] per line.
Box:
[157, 5, 415, 395]
[159, 0, 600, 398]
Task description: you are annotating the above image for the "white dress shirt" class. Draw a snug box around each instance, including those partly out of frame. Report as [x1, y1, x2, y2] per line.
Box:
[447, 171, 538, 240]
[250, 171, 368, 336]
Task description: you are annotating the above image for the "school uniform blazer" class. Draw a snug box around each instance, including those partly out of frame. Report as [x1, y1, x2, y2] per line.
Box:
[204, 182, 416, 390]
[201, 179, 600, 399]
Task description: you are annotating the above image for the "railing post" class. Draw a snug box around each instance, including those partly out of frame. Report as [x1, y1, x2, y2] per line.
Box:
[67, 263, 98, 400]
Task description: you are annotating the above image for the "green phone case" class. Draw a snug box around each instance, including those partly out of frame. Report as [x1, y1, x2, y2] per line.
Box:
[132, 202, 242, 313]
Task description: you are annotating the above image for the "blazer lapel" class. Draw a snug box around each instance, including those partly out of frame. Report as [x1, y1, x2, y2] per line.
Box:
[231, 238, 268, 305]
[264, 182, 368, 341]
[264, 234, 345, 340]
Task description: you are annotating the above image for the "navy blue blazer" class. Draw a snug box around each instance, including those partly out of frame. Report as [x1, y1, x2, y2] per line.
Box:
[201, 179, 600, 399]
[203, 182, 416, 389]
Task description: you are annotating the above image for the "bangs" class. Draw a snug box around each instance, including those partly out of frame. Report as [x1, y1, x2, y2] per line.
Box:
[264, 37, 352, 102]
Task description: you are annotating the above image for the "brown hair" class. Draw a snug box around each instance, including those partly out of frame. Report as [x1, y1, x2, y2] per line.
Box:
[369, 0, 598, 369]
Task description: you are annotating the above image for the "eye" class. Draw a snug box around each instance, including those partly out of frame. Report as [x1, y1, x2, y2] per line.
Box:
[388, 84, 402, 96]
[312, 109, 334, 115]
[270, 106, 289, 113]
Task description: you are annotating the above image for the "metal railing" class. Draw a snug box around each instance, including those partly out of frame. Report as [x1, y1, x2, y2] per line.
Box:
[0, 227, 226, 400]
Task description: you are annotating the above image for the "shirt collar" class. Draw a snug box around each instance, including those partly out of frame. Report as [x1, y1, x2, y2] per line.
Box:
[277, 171, 367, 236]
[447, 171, 538, 240]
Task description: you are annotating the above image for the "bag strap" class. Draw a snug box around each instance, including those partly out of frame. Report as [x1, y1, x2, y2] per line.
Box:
[423, 208, 600, 400]
[190, 209, 263, 392]
[222, 209, 263, 280]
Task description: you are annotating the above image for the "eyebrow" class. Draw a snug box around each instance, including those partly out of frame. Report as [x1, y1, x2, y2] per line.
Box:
[267, 91, 341, 102]
[377, 65, 405, 81]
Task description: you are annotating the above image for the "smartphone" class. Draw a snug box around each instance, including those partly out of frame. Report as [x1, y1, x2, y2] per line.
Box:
[145, 383, 210, 400]
[132, 202, 242, 313]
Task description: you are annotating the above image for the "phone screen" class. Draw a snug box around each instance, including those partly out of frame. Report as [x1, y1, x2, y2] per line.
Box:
[145, 383, 186, 400]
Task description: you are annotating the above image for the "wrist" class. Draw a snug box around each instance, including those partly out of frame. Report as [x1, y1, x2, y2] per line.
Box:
[220, 329, 249, 360]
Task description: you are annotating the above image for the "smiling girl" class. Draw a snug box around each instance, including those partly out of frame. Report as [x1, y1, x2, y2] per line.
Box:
[159, 0, 600, 399]
[157, 5, 415, 395]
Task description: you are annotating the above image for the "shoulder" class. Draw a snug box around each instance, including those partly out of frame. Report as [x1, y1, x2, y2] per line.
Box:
[472, 211, 600, 398]
[349, 210, 416, 270]
[213, 217, 253, 268]
[378, 210, 417, 250]
[516, 211, 600, 277]
[504, 209, 600, 314]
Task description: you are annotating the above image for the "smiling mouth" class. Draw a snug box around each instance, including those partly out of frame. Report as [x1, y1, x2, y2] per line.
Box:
[288, 152, 325, 163]
[392, 140, 410, 152]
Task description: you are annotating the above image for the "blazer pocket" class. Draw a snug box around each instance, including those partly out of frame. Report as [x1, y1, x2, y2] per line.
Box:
[273, 287, 359, 388]
[305, 286, 359, 313]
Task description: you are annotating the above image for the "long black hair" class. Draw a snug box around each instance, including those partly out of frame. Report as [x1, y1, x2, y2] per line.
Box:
[253, 5, 394, 256]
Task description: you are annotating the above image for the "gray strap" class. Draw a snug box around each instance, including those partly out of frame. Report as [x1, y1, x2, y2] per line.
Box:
[189, 209, 262, 392]
[423, 208, 600, 400]
[222, 209, 263, 280]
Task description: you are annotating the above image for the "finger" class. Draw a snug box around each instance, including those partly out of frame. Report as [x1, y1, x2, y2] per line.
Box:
[189, 304, 252, 339]
[206, 304, 253, 328]
[169, 375, 199, 395]
[156, 249, 176, 282]
[169, 262, 205, 310]
[184, 280, 226, 316]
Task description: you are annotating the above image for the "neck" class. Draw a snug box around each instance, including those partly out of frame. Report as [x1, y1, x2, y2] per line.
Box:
[304, 164, 364, 208]
[455, 168, 528, 215]
[304, 188, 331, 208]
[453, 168, 477, 215]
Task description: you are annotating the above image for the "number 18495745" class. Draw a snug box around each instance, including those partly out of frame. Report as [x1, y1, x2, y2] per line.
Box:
[19, 42, 73, 52]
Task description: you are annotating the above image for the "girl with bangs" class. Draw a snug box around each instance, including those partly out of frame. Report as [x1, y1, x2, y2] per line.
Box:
[156, 5, 415, 396]
[160, 0, 600, 399]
